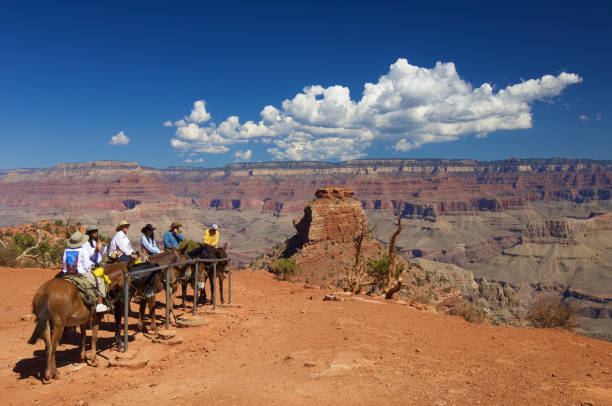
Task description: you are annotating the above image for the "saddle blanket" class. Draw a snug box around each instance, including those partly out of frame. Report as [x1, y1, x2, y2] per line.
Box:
[61, 273, 99, 307]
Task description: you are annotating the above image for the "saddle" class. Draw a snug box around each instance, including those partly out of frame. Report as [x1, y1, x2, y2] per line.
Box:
[129, 262, 159, 298]
[61, 274, 98, 307]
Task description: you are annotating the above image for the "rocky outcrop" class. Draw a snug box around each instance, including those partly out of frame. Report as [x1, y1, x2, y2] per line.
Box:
[293, 187, 369, 246]
[412, 258, 525, 325]
[522, 220, 574, 244]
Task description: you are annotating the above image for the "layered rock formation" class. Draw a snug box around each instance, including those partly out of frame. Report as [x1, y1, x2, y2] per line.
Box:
[293, 187, 368, 246]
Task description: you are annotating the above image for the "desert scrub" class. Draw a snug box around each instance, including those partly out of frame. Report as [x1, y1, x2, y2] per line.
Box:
[272, 258, 299, 281]
[527, 297, 578, 330]
[450, 304, 487, 323]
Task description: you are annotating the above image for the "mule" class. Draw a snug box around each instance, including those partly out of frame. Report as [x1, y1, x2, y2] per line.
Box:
[28, 260, 133, 383]
[117, 250, 189, 335]
[182, 243, 229, 306]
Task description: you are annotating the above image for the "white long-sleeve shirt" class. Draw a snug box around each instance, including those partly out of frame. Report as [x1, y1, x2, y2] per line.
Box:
[84, 241, 106, 264]
[62, 244, 92, 274]
[109, 231, 134, 256]
[141, 235, 161, 255]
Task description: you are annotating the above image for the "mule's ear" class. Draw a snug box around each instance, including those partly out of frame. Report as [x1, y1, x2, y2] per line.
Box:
[223, 242, 228, 250]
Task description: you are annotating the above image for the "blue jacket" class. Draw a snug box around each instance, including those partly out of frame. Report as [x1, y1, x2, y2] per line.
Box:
[163, 230, 184, 249]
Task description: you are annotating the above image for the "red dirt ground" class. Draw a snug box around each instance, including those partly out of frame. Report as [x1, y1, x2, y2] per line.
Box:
[1, 267, 611, 405]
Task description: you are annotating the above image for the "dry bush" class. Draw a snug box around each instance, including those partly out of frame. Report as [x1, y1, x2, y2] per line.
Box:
[0, 246, 18, 267]
[450, 304, 487, 323]
[527, 297, 578, 330]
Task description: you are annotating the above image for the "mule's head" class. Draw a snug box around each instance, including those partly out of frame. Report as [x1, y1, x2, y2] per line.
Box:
[214, 245, 230, 274]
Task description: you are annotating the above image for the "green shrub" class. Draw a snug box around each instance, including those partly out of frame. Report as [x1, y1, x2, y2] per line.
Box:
[49, 244, 64, 265]
[13, 234, 36, 251]
[527, 298, 578, 330]
[366, 255, 389, 284]
[54, 219, 63, 226]
[272, 258, 299, 281]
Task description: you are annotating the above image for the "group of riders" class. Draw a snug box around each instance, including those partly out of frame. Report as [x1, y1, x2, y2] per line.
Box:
[61, 220, 221, 314]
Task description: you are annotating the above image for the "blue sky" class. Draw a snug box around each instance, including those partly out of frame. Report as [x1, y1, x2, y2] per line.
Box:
[0, 1, 610, 169]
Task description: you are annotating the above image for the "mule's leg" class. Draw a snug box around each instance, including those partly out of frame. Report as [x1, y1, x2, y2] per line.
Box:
[50, 322, 63, 379]
[114, 299, 124, 351]
[89, 315, 100, 367]
[42, 320, 52, 383]
[149, 298, 158, 332]
[181, 281, 187, 310]
[79, 323, 87, 362]
[138, 300, 146, 333]
[168, 285, 178, 327]
[219, 276, 225, 304]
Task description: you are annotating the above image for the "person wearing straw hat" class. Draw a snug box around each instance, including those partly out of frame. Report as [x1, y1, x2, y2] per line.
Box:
[85, 224, 106, 267]
[109, 220, 138, 262]
[163, 221, 185, 250]
[140, 223, 160, 255]
[62, 231, 109, 313]
[202, 223, 220, 248]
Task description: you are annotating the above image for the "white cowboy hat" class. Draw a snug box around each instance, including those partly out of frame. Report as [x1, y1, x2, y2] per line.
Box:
[115, 220, 130, 231]
[67, 231, 89, 248]
[211, 224, 218, 230]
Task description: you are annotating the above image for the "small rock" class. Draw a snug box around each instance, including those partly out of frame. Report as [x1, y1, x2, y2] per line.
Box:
[21, 314, 33, 321]
[415, 349, 421, 353]
[304, 362, 315, 367]
[284, 355, 294, 361]
[171, 395, 177, 400]
[156, 329, 177, 340]
[152, 337, 183, 346]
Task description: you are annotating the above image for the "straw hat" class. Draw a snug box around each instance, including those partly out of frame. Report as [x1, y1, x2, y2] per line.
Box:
[85, 225, 98, 233]
[67, 231, 89, 248]
[170, 221, 182, 229]
[211, 224, 219, 230]
[115, 220, 130, 231]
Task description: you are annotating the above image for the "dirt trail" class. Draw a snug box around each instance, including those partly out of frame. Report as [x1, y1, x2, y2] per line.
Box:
[1, 267, 611, 405]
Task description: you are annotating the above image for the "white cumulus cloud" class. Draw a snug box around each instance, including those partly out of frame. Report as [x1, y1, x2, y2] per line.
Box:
[167, 59, 582, 160]
[187, 100, 211, 123]
[234, 149, 252, 161]
[579, 114, 589, 122]
[109, 131, 130, 146]
[185, 158, 204, 164]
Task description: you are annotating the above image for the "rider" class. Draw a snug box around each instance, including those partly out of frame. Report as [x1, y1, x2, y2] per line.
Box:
[202, 224, 220, 248]
[140, 223, 161, 255]
[62, 231, 109, 313]
[85, 225, 106, 267]
[109, 220, 138, 262]
[163, 221, 184, 250]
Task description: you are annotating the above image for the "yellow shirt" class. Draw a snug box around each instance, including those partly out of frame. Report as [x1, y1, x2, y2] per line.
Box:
[202, 229, 219, 247]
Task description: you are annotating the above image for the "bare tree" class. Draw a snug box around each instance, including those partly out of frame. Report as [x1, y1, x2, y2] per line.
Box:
[383, 215, 403, 299]
[348, 222, 367, 293]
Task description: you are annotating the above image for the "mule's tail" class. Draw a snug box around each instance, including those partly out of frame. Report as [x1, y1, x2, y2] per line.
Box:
[28, 285, 51, 345]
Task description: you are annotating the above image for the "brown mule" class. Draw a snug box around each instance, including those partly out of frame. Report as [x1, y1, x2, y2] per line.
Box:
[134, 249, 189, 333]
[28, 260, 133, 383]
[184, 243, 229, 305]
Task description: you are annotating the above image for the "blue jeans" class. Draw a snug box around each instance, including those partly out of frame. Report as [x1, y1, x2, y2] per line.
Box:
[118, 254, 132, 262]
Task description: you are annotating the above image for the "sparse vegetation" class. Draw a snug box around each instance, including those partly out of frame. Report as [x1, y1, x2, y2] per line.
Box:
[54, 219, 63, 226]
[527, 297, 578, 330]
[450, 304, 487, 323]
[272, 258, 299, 281]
